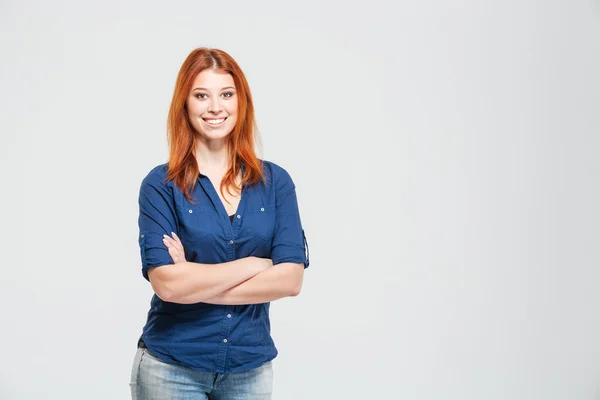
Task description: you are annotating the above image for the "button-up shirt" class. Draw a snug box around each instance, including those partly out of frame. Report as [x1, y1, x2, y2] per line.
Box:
[136, 160, 309, 373]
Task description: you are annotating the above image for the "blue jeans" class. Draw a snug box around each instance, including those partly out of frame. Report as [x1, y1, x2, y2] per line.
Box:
[129, 347, 273, 399]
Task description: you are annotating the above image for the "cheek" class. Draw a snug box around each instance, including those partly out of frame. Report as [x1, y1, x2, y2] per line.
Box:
[187, 100, 205, 115]
[227, 107, 237, 121]
[227, 99, 238, 115]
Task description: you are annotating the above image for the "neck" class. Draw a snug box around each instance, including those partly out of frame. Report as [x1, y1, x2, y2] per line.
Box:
[195, 139, 229, 174]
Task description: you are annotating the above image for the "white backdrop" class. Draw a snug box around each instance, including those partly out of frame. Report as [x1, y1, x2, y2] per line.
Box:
[1, 0, 599, 399]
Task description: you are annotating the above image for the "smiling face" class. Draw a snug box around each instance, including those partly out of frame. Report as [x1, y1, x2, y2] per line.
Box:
[186, 69, 238, 142]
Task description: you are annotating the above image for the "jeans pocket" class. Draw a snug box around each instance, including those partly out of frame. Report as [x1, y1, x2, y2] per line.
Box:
[142, 347, 163, 362]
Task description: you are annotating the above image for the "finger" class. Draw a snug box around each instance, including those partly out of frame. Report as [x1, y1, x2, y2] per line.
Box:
[168, 247, 183, 263]
[167, 248, 180, 262]
[168, 245, 182, 257]
[163, 235, 178, 246]
[165, 234, 185, 261]
[168, 246, 180, 258]
[171, 237, 183, 250]
[171, 232, 182, 244]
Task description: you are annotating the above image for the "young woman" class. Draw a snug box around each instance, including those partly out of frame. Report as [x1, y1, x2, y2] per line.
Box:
[129, 47, 310, 399]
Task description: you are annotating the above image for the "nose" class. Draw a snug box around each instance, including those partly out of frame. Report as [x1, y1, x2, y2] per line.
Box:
[208, 97, 222, 114]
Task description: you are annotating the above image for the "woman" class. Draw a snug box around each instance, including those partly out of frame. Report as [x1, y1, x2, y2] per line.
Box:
[129, 48, 310, 399]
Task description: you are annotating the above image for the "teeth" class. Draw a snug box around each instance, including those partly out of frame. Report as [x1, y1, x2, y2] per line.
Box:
[205, 118, 225, 125]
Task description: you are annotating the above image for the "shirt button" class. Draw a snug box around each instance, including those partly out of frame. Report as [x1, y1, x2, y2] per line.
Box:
[260, 207, 265, 212]
[223, 339, 228, 343]
[140, 234, 144, 238]
[237, 215, 241, 219]
[229, 240, 234, 244]
[188, 209, 193, 214]
[227, 314, 232, 318]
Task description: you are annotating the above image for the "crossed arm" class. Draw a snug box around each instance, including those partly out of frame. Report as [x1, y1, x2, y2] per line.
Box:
[147, 233, 304, 305]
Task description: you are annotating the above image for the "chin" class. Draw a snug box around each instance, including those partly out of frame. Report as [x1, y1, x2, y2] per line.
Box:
[198, 128, 234, 141]
[192, 122, 235, 141]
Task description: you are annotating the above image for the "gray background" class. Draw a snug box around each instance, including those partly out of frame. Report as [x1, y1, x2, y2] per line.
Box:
[1, 0, 599, 399]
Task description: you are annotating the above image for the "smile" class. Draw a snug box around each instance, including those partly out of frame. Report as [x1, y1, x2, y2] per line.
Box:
[203, 117, 227, 126]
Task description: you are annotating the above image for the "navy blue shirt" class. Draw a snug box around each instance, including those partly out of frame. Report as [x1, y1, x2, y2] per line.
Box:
[136, 160, 309, 373]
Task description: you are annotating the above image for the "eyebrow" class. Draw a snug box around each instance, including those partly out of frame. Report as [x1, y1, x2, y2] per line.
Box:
[192, 86, 236, 91]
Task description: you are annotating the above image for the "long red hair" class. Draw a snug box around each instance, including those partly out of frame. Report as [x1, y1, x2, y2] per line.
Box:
[165, 48, 265, 205]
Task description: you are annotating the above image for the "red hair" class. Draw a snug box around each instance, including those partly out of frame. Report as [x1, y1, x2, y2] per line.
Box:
[165, 47, 265, 205]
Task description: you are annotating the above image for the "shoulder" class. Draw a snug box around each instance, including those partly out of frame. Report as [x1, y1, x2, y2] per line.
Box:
[140, 162, 171, 189]
[260, 159, 294, 186]
[260, 159, 296, 196]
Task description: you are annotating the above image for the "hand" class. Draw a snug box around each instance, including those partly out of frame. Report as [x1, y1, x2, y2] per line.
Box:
[162, 232, 187, 264]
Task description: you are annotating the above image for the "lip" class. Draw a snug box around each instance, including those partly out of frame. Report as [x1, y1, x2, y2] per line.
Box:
[202, 117, 227, 127]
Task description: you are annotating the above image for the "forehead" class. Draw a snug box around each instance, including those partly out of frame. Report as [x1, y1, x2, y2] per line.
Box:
[192, 69, 235, 89]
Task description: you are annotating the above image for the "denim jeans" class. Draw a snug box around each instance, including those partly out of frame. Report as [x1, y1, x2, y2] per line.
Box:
[129, 347, 274, 399]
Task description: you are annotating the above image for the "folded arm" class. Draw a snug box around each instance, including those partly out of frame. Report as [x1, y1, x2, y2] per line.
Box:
[148, 256, 271, 304]
[198, 262, 305, 305]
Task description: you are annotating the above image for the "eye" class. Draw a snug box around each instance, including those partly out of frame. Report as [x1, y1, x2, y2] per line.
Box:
[194, 93, 208, 99]
[222, 91, 234, 98]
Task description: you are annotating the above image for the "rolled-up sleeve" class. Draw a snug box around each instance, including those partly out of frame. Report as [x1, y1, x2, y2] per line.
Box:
[270, 168, 310, 269]
[137, 169, 178, 281]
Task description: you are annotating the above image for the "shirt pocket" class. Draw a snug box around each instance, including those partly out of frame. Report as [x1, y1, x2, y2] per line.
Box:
[175, 204, 216, 241]
[246, 205, 276, 242]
